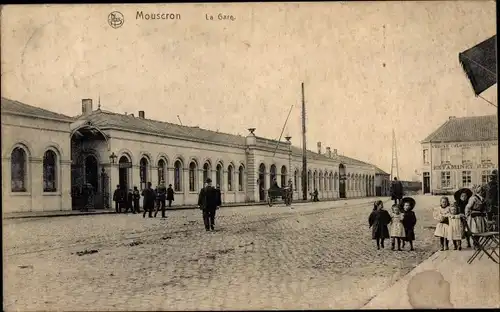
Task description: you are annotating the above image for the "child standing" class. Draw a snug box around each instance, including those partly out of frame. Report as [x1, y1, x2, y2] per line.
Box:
[402, 197, 417, 251]
[369, 200, 391, 250]
[448, 203, 465, 250]
[390, 204, 406, 251]
[433, 196, 451, 251]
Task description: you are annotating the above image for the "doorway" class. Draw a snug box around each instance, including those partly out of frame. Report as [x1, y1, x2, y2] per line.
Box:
[85, 155, 99, 192]
[339, 164, 346, 198]
[259, 163, 266, 201]
[423, 172, 430, 194]
[119, 156, 131, 191]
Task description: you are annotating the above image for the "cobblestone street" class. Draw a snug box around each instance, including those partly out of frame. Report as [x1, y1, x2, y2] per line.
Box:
[4, 196, 441, 310]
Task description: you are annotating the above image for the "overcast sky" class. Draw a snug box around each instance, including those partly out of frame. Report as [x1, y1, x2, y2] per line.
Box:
[1, 2, 497, 180]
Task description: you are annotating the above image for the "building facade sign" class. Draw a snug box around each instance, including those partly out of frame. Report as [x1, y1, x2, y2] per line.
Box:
[433, 162, 497, 170]
[118, 162, 132, 169]
[431, 142, 497, 149]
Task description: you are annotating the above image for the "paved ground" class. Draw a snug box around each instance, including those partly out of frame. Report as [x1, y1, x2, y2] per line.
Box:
[363, 243, 499, 309]
[4, 196, 444, 310]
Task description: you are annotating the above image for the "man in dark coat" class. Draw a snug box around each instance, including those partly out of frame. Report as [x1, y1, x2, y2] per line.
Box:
[142, 182, 156, 218]
[166, 184, 175, 207]
[485, 169, 498, 221]
[113, 185, 125, 213]
[132, 186, 141, 213]
[124, 189, 134, 213]
[155, 181, 167, 218]
[198, 178, 221, 231]
[391, 177, 404, 205]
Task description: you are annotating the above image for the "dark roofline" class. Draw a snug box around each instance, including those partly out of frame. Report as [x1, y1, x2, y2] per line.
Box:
[421, 114, 498, 143]
[421, 119, 452, 143]
[1, 97, 75, 123]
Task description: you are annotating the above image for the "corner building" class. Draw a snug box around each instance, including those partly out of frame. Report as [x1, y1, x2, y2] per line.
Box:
[2, 97, 379, 213]
[420, 115, 498, 194]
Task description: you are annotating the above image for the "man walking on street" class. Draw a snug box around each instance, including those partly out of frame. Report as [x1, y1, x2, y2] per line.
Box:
[155, 181, 167, 218]
[142, 182, 156, 218]
[132, 186, 141, 213]
[166, 184, 175, 207]
[113, 185, 125, 213]
[198, 178, 221, 232]
[391, 177, 404, 206]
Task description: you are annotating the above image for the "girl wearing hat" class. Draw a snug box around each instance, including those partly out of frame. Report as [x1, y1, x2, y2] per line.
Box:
[433, 197, 451, 251]
[465, 185, 488, 249]
[453, 188, 473, 248]
[402, 197, 417, 251]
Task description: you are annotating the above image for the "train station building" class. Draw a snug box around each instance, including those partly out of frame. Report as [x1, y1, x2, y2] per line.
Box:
[2, 97, 380, 213]
[420, 115, 498, 194]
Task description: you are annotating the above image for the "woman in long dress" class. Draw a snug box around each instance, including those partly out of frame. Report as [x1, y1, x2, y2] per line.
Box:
[453, 188, 472, 248]
[465, 185, 488, 249]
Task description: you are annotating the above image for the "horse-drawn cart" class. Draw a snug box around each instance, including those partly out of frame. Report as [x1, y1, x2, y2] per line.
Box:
[267, 185, 293, 207]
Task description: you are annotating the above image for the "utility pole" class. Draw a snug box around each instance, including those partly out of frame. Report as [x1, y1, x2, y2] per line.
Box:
[301, 82, 308, 200]
[390, 128, 400, 180]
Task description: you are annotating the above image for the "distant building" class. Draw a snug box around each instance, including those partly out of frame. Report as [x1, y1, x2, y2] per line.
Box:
[420, 115, 498, 194]
[2, 97, 383, 213]
[374, 166, 390, 196]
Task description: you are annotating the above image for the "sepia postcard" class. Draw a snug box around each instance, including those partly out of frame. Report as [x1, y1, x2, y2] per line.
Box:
[1, 2, 498, 310]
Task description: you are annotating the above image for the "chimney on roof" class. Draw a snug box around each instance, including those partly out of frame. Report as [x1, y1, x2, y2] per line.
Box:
[449, 116, 456, 120]
[317, 142, 322, 154]
[326, 147, 332, 158]
[333, 149, 338, 156]
[81, 99, 93, 116]
[139, 111, 145, 119]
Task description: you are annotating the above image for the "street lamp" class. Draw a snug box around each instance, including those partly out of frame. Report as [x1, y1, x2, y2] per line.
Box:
[109, 152, 117, 164]
[285, 135, 292, 181]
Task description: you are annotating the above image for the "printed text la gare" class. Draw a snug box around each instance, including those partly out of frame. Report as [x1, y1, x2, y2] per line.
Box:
[206, 13, 236, 21]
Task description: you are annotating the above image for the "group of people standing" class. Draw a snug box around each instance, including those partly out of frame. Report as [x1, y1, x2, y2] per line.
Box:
[112, 182, 175, 218]
[369, 197, 417, 251]
[434, 183, 494, 251]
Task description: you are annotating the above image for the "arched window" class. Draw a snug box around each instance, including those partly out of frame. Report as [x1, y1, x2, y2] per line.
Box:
[294, 170, 299, 191]
[334, 173, 338, 190]
[203, 162, 211, 184]
[238, 165, 244, 191]
[140, 157, 149, 189]
[189, 161, 197, 192]
[347, 174, 350, 191]
[319, 172, 323, 191]
[216, 163, 223, 188]
[324, 172, 328, 191]
[43, 150, 57, 192]
[174, 160, 183, 192]
[270, 164, 277, 186]
[157, 159, 166, 185]
[227, 165, 234, 191]
[281, 165, 287, 187]
[11, 147, 28, 192]
[307, 170, 312, 191]
[329, 172, 333, 191]
[313, 171, 317, 190]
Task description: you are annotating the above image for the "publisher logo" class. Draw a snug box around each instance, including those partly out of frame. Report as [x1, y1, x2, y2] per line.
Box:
[108, 11, 124, 29]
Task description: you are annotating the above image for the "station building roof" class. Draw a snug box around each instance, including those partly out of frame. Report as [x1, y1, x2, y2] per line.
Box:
[2, 97, 377, 170]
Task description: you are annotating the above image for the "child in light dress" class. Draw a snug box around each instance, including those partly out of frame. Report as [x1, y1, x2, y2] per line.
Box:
[448, 204, 465, 250]
[390, 204, 406, 251]
[433, 196, 451, 251]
